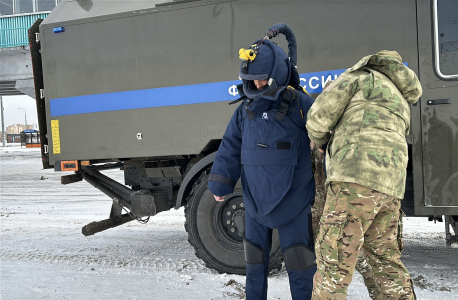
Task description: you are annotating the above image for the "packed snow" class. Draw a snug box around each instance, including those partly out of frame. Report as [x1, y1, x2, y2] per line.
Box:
[1, 148, 457, 299]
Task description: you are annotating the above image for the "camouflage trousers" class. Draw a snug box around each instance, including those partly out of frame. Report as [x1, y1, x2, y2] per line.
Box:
[311, 149, 408, 299]
[311, 182, 415, 300]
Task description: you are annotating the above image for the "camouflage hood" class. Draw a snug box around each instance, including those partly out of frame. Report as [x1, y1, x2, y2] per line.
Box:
[349, 50, 422, 104]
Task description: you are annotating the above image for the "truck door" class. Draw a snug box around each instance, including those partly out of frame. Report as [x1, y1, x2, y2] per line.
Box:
[416, 0, 458, 215]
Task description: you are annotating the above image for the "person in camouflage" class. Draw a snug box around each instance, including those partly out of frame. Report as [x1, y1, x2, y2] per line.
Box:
[311, 145, 405, 300]
[311, 80, 384, 300]
[306, 50, 422, 299]
[310, 78, 333, 240]
[310, 147, 326, 238]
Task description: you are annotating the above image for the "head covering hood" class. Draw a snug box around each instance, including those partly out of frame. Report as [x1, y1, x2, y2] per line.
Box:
[239, 39, 291, 100]
[349, 50, 422, 104]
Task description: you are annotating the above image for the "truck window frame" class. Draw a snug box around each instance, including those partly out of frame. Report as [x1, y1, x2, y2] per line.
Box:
[433, 0, 458, 79]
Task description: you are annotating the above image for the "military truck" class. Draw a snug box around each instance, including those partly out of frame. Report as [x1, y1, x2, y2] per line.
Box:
[29, 0, 457, 274]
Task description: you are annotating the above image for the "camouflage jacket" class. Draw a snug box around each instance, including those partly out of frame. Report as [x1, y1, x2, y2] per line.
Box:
[306, 51, 422, 199]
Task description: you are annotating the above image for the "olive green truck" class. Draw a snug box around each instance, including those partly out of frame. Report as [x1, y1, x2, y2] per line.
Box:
[29, 0, 457, 274]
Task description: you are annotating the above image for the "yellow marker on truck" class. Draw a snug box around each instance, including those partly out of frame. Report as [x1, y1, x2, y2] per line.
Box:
[51, 119, 61, 154]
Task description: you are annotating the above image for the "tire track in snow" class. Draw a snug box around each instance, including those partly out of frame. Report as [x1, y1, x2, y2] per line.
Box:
[0, 250, 211, 274]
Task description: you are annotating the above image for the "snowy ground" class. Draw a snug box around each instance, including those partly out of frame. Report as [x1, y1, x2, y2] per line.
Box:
[1, 148, 457, 300]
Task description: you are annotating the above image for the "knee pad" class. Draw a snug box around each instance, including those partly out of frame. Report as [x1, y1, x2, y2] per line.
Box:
[283, 244, 316, 270]
[244, 239, 264, 265]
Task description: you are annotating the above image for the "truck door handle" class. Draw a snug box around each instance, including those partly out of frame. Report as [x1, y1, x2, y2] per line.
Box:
[427, 99, 451, 105]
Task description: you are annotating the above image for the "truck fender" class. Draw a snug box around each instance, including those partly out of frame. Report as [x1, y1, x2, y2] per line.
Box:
[175, 152, 217, 209]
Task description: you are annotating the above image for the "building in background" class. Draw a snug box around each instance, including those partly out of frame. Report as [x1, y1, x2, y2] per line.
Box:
[6, 123, 33, 134]
[20, 129, 40, 147]
[1, 0, 59, 15]
[7, 133, 21, 143]
[1, 0, 58, 97]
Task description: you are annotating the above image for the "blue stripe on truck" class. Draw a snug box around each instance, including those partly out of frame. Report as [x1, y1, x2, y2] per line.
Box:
[49, 64, 406, 117]
[50, 80, 243, 117]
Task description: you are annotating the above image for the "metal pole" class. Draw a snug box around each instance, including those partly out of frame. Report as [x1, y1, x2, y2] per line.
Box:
[18, 107, 27, 130]
[1, 96, 6, 147]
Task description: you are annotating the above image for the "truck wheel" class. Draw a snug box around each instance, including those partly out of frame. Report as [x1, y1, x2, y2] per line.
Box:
[185, 168, 283, 275]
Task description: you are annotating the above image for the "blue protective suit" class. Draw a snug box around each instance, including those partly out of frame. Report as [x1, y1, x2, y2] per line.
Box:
[208, 39, 316, 299]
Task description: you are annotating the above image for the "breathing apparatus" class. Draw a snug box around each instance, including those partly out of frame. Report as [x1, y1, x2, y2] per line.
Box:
[265, 23, 304, 93]
[237, 23, 305, 100]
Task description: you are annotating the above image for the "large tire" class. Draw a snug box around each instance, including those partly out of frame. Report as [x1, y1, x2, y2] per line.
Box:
[185, 167, 282, 275]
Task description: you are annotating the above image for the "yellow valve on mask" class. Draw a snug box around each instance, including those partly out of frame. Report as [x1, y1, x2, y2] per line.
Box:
[239, 48, 257, 61]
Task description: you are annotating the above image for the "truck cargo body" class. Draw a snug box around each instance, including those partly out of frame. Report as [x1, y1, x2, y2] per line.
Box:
[31, 0, 458, 273]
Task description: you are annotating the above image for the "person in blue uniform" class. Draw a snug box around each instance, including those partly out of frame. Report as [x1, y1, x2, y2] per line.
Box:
[208, 33, 317, 300]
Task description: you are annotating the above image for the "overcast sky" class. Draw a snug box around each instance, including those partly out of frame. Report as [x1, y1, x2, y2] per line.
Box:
[1, 95, 38, 128]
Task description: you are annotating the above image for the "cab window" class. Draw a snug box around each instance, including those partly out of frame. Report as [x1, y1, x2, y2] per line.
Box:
[434, 0, 458, 78]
